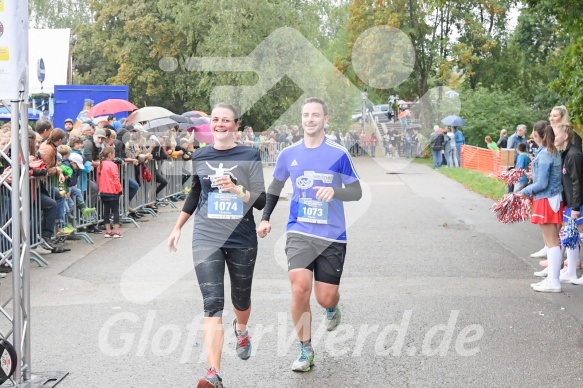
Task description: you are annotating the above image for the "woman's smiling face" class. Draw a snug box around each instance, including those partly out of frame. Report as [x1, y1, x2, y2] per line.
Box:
[210, 107, 238, 142]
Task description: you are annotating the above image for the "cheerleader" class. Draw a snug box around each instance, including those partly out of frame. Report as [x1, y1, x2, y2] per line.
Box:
[518, 122, 564, 292]
[553, 123, 583, 285]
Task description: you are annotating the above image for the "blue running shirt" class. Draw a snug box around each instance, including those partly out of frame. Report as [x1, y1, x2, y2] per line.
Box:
[273, 139, 360, 242]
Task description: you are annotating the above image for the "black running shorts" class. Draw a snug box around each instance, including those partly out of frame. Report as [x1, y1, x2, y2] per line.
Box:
[285, 233, 346, 285]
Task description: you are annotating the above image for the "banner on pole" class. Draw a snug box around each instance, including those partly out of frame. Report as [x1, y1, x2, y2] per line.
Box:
[0, 0, 28, 98]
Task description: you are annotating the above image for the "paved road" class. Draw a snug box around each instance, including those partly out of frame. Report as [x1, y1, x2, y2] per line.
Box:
[2, 157, 583, 387]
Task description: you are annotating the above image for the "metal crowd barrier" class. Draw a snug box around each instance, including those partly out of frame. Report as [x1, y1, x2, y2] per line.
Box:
[126, 160, 158, 216]
[1, 176, 49, 268]
[118, 162, 139, 228]
[257, 142, 288, 165]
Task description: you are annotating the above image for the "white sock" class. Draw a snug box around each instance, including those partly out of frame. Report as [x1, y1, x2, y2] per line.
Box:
[565, 247, 579, 278]
[547, 246, 562, 286]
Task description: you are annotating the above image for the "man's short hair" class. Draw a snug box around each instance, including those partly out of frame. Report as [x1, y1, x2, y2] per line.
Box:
[516, 124, 527, 132]
[302, 97, 328, 116]
[35, 119, 52, 134]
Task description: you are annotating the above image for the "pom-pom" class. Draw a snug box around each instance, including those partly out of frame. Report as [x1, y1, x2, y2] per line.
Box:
[491, 193, 531, 224]
[561, 219, 579, 250]
[499, 168, 526, 186]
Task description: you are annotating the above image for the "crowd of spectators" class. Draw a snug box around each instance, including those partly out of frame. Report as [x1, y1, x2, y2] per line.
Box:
[0, 116, 199, 274]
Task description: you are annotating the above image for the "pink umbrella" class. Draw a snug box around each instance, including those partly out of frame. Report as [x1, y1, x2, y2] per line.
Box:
[187, 122, 214, 143]
[87, 99, 138, 117]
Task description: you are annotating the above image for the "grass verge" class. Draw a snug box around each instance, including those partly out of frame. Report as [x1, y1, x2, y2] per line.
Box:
[413, 157, 506, 200]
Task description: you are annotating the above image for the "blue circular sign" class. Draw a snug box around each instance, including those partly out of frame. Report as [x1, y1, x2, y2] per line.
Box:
[37, 58, 46, 83]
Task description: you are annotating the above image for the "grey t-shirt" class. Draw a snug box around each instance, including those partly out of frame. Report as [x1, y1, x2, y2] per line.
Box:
[182, 145, 266, 248]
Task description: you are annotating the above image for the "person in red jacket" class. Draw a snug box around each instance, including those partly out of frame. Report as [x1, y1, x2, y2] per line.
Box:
[97, 147, 123, 238]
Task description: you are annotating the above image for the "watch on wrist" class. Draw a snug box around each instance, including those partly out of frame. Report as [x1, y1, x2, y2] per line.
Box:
[237, 185, 246, 198]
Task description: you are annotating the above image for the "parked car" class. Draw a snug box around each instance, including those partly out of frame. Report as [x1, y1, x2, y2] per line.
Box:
[351, 104, 392, 123]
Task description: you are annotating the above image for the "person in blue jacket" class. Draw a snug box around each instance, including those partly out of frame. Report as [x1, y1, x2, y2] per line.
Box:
[453, 127, 465, 166]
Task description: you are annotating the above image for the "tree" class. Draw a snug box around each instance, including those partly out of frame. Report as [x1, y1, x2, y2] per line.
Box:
[71, 0, 345, 130]
[29, 0, 91, 28]
[526, 0, 583, 124]
[458, 86, 542, 146]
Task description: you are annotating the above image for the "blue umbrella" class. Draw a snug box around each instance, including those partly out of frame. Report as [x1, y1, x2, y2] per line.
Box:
[441, 115, 466, 127]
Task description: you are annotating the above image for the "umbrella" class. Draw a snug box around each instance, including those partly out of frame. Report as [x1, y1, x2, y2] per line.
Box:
[444, 90, 459, 98]
[143, 117, 178, 133]
[398, 109, 410, 119]
[169, 114, 191, 130]
[125, 106, 175, 124]
[169, 114, 190, 123]
[441, 115, 466, 127]
[187, 122, 213, 143]
[405, 123, 422, 130]
[87, 99, 138, 117]
[93, 115, 110, 124]
[182, 110, 208, 118]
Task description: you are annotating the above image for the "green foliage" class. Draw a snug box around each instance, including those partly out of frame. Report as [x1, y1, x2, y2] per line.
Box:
[526, 0, 583, 124]
[29, 0, 90, 28]
[70, 0, 346, 130]
[458, 86, 543, 146]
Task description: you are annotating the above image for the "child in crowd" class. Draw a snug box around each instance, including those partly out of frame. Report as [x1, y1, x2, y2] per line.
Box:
[514, 143, 531, 193]
[97, 147, 123, 238]
[67, 138, 96, 222]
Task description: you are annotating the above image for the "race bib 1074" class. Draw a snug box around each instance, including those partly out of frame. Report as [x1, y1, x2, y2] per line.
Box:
[207, 192, 243, 219]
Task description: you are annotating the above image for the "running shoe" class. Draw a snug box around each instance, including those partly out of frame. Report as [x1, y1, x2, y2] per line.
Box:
[39, 238, 56, 251]
[104, 232, 113, 238]
[291, 343, 314, 372]
[559, 272, 577, 284]
[81, 207, 96, 216]
[324, 306, 341, 331]
[197, 367, 223, 388]
[55, 228, 72, 237]
[530, 247, 547, 258]
[532, 279, 561, 293]
[62, 225, 76, 234]
[533, 267, 548, 277]
[232, 318, 252, 360]
[111, 232, 123, 239]
[530, 279, 545, 288]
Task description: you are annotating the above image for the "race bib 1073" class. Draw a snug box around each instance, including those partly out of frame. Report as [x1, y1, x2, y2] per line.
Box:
[298, 198, 328, 224]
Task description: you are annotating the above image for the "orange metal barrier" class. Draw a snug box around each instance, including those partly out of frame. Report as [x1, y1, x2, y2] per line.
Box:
[460, 145, 503, 177]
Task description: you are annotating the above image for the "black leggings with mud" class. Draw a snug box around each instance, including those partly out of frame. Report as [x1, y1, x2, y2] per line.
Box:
[192, 245, 258, 317]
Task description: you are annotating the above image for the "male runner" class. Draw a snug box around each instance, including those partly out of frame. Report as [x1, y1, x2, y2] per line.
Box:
[257, 97, 362, 372]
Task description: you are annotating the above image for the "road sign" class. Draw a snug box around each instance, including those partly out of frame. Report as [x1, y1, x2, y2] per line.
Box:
[37, 58, 45, 83]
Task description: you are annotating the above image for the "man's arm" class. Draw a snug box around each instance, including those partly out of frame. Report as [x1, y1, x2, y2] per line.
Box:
[333, 180, 362, 201]
[261, 178, 285, 221]
[507, 135, 516, 150]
